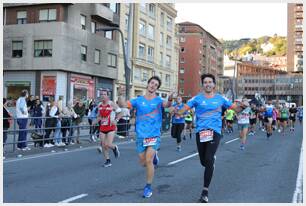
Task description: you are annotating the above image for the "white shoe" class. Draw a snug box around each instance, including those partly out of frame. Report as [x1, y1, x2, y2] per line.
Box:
[44, 144, 49, 148]
[48, 143, 54, 148]
[278, 129, 281, 133]
[91, 135, 96, 142]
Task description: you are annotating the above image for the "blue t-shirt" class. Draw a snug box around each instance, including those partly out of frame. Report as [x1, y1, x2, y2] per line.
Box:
[186, 93, 233, 134]
[128, 96, 164, 139]
[265, 105, 274, 117]
[172, 102, 186, 124]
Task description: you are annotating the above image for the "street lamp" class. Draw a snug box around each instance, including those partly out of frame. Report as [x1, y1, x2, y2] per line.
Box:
[96, 27, 131, 99]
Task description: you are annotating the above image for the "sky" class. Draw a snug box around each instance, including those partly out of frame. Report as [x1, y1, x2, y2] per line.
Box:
[175, 3, 287, 41]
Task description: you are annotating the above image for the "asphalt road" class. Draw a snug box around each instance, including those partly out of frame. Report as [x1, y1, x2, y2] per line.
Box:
[3, 122, 303, 203]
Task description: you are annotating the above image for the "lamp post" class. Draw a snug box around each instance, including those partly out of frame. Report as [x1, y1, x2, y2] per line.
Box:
[96, 27, 131, 99]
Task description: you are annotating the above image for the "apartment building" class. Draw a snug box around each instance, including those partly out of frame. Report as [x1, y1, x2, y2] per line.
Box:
[116, 3, 178, 99]
[177, 22, 223, 100]
[3, 3, 120, 105]
[287, 3, 303, 72]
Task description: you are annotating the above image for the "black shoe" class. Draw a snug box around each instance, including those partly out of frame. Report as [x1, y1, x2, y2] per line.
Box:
[112, 145, 120, 158]
[198, 190, 208, 203]
[104, 159, 112, 167]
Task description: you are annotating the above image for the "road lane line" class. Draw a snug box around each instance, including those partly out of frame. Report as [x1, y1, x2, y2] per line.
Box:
[225, 138, 239, 144]
[167, 153, 198, 166]
[59, 194, 88, 203]
[292, 140, 303, 203]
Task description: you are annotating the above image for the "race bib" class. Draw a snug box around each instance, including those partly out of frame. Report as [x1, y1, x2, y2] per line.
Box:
[101, 117, 108, 125]
[290, 113, 295, 117]
[143, 137, 157, 147]
[199, 130, 214, 143]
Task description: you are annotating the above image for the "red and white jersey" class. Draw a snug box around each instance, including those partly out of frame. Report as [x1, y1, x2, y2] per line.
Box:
[98, 102, 116, 131]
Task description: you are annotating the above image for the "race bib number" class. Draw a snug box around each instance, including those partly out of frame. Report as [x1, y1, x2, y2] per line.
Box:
[199, 130, 214, 143]
[101, 117, 108, 125]
[143, 137, 157, 147]
[290, 113, 295, 117]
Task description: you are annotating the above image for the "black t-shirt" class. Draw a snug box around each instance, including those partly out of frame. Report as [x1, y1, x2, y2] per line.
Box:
[289, 108, 297, 118]
[250, 108, 258, 120]
[3, 107, 10, 129]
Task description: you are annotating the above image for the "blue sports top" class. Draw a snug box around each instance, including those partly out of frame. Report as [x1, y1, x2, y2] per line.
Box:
[128, 96, 164, 139]
[172, 102, 186, 124]
[265, 104, 274, 117]
[186, 93, 233, 134]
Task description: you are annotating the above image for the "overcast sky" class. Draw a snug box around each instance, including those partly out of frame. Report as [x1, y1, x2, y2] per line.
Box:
[175, 3, 287, 40]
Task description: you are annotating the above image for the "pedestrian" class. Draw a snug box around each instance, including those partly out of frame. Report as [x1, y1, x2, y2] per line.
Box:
[124, 76, 174, 198]
[236, 97, 251, 150]
[117, 98, 131, 138]
[225, 108, 235, 133]
[32, 98, 45, 133]
[175, 73, 247, 203]
[297, 106, 303, 124]
[27, 95, 35, 126]
[248, 103, 258, 136]
[263, 99, 274, 139]
[15, 90, 31, 150]
[3, 98, 13, 157]
[170, 95, 186, 152]
[73, 100, 86, 144]
[88, 100, 99, 142]
[184, 110, 193, 140]
[66, 101, 78, 144]
[95, 89, 122, 167]
[279, 104, 289, 135]
[289, 105, 298, 132]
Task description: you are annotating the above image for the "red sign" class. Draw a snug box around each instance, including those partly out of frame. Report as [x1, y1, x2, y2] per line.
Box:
[42, 76, 56, 96]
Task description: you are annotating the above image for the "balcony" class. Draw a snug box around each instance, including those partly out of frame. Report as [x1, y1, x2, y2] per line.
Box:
[91, 4, 119, 26]
[295, 11, 303, 19]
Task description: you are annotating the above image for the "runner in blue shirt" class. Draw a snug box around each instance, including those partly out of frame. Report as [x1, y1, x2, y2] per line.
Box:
[170, 95, 186, 152]
[176, 73, 247, 203]
[263, 99, 274, 139]
[126, 76, 174, 198]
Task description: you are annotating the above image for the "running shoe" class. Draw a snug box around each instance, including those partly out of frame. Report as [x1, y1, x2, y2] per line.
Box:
[143, 186, 153, 198]
[176, 146, 182, 152]
[198, 190, 208, 203]
[103, 159, 112, 167]
[153, 151, 159, 166]
[240, 145, 245, 150]
[112, 145, 120, 158]
[97, 146, 102, 153]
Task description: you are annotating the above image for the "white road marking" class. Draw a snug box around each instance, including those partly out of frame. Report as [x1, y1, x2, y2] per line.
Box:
[59, 194, 88, 203]
[225, 138, 239, 144]
[292, 140, 303, 203]
[167, 153, 198, 166]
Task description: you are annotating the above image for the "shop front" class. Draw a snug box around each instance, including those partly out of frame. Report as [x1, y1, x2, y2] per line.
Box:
[70, 74, 95, 103]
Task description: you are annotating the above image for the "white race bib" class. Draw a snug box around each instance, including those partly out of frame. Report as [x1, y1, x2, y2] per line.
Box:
[199, 130, 214, 143]
[143, 137, 157, 147]
[101, 117, 108, 125]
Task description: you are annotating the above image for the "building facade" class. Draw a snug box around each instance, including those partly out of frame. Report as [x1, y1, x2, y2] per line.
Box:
[177, 22, 223, 100]
[3, 3, 120, 105]
[287, 3, 303, 72]
[116, 3, 178, 100]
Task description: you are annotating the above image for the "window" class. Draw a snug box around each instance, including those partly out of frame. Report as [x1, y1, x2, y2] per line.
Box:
[81, 15, 86, 30]
[134, 68, 141, 81]
[148, 4, 155, 17]
[160, 32, 164, 46]
[139, 20, 146, 36]
[165, 74, 170, 87]
[160, 52, 163, 66]
[81, 45, 87, 61]
[34, 40, 52, 57]
[166, 35, 172, 49]
[17, 11, 27, 24]
[180, 37, 185, 42]
[180, 47, 185, 53]
[167, 16, 173, 31]
[91, 21, 96, 33]
[140, 3, 146, 13]
[12, 41, 23, 58]
[166, 55, 171, 67]
[94, 49, 100, 64]
[180, 68, 184, 74]
[179, 88, 184, 95]
[125, 14, 129, 31]
[180, 57, 185, 63]
[105, 31, 112, 40]
[147, 24, 154, 39]
[138, 43, 145, 59]
[180, 79, 184, 84]
[147, 46, 154, 62]
[109, 3, 117, 13]
[39, 9, 56, 22]
[108, 53, 117, 67]
[160, 12, 164, 27]
[142, 71, 149, 82]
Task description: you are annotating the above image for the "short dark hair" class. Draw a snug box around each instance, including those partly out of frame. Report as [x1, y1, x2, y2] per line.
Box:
[147, 76, 161, 89]
[21, 90, 28, 97]
[201, 73, 216, 85]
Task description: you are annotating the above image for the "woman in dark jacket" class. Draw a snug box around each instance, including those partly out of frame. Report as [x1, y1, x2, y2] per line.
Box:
[73, 101, 86, 144]
[32, 99, 45, 133]
[3, 98, 12, 148]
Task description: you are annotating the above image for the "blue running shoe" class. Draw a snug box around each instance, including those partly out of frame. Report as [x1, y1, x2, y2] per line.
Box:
[143, 186, 153, 198]
[153, 151, 159, 166]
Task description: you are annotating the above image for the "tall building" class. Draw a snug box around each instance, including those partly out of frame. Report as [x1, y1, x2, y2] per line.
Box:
[116, 3, 178, 100]
[3, 3, 120, 105]
[287, 3, 303, 72]
[177, 22, 223, 100]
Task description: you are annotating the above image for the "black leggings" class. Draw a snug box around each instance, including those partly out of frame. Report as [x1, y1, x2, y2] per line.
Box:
[171, 123, 185, 144]
[196, 131, 221, 188]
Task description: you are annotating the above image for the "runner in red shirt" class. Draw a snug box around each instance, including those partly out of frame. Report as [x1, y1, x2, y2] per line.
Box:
[96, 89, 122, 167]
